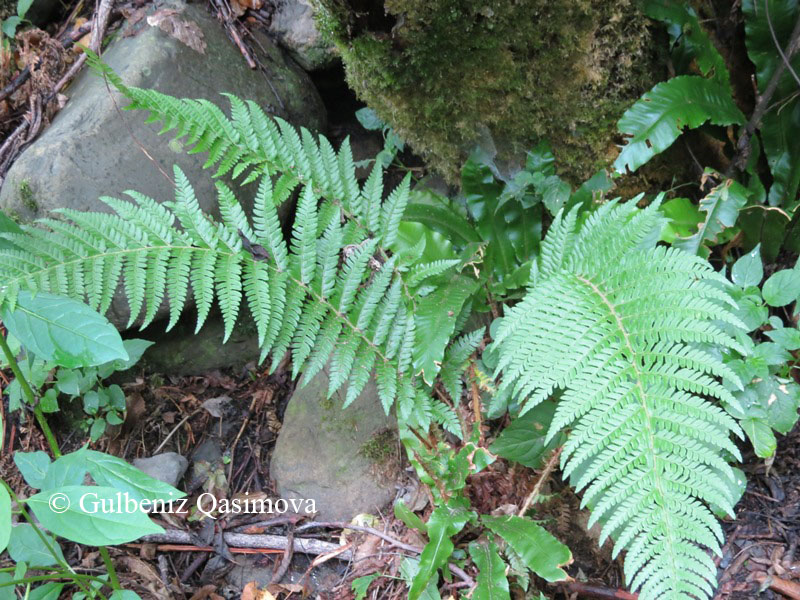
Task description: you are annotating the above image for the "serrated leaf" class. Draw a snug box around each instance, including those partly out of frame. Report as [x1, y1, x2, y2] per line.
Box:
[481, 515, 571, 582]
[27, 485, 164, 546]
[1, 292, 128, 368]
[614, 76, 745, 173]
[13, 451, 51, 489]
[351, 574, 380, 600]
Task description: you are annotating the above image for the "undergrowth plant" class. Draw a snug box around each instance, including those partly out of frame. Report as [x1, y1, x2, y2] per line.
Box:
[3, 25, 800, 596]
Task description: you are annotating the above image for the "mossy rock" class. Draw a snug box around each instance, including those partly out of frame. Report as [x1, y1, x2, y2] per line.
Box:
[314, 0, 665, 183]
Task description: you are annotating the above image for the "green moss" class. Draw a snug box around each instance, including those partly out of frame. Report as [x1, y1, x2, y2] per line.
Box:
[315, 0, 664, 183]
[18, 181, 38, 213]
[360, 428, 398, 464]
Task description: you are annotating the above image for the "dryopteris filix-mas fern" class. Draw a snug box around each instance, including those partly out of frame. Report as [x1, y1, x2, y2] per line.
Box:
[0, 55, 752, 599]
[491, 199, 747, 599]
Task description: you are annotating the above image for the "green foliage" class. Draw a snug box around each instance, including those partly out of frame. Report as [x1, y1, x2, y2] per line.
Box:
[491, 200, 747, 599]
[613, 76, 745, 174]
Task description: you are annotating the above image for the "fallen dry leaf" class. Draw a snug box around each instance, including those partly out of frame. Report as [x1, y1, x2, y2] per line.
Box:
[147, 9, 206, 54]
[202, 395, 231, 418]
[241, 581, 276, 600]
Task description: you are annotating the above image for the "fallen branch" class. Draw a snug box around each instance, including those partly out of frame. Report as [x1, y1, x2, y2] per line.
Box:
[139, 530, 353, 560]
[755, 572, 800, 599]
[564, 581, 638, 600]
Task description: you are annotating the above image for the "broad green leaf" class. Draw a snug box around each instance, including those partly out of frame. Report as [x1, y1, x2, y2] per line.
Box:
[109, 591, 143, 600]
[355, 107, 384, 131]
[13, 451, 51, 489]
[614, 76, 745, 173]
[113, 338, 155, 371]
[0, 574, 13, 600]
[28, 583, 65, 600]
[7, 524, 64, 566]
[489, 402, 563, 469]
[644, 0, 730, 86]
[400, 558, 441, 600]
[409, 505, 469, 600]
[41, 448, 87, 490]
[351, 574, 380, 600]
[15, 0, 34, 19]
[394, 499, 427, 533]
[765, 326, 800, 350]
[468, 541, 510, 600]
[27, 485, 164, 546]
[0, 483, 10, 553]
[673, 179, 749, 258]
[732, 244, 763, 287]
[403, 201, 480, 245]
[89, 418, 107, 442]
[761, 99, 800, 208]
[762, 268, 800, 306]
[412, 274, 479, 384]
[1, 16, 21, 38]
[741, 417, 777, 458]
[659, 197, 702, 243]
[84, 449, 185, 503]
[481, 515, 571, 582]
[0, 292, 128, 368]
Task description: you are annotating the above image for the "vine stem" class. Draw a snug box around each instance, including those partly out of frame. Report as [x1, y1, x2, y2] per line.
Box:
[0, 330, 61, 457]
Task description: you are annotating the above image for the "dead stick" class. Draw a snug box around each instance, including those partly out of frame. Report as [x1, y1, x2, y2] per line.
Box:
[90, 0, 114, 53]
[126, 543, 283, 554]
[565, 581, 638, 600]
[755, 572, 800, 599]
[518, 446, 562, 517]
[139, 530, 353, 560]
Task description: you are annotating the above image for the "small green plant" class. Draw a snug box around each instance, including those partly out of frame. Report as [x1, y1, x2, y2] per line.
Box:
[0, 293, 182, 600]
[354, 107, 406, 170]
[0, 0, 33, 39]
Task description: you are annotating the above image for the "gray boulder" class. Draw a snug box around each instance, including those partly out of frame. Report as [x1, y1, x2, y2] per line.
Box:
[132, 452, 188, 489]
[0, 0, 326, 328]
[267, 0, 336, 71]
[270, 366, 400, 521]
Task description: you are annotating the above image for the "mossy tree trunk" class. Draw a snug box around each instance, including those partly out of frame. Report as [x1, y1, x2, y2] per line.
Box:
[314, 0, 665, 183]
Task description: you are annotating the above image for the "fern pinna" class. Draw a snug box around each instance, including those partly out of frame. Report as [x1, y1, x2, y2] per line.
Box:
[491, 200, 747, 599]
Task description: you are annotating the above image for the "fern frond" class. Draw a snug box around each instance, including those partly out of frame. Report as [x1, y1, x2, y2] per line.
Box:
[491, 200, 747, 600]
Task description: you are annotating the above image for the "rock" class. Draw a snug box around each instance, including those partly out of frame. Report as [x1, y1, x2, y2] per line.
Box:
[140, 310, 261, 376]
[132, 452, 188, 489]
[267, 0, 336, 71]
[0, 0, 326, 328]
[270, 366, 400, 521]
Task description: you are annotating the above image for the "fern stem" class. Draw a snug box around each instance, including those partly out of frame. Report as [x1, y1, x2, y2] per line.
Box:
[0, 330, 61, 457]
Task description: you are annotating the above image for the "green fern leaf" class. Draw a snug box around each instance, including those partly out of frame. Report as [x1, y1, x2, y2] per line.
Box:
[614, 76, 745, 174]
[492, 200, 747, 600]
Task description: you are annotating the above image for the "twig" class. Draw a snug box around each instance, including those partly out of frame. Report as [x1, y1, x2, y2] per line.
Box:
[765, 0, 800, 89]
[269, 528, 294, 584]
[730, 5, 800, 172]
[153, 409, 201, 454]
[565, 582, 638, 600]
[139, 530, 353, 560]
[296, 521, 475, 587]
[228, 392, 262, 482]
[126, 543, 283, 555]
[90, 0, 114, 53]
[755, 572, 800, 599]
[517, 446, 562, 517]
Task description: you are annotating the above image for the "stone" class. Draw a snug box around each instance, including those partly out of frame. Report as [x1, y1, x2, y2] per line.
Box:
[267, 0, 336, 71]
[0, 0, 326, 328]
[132, 452, 188, 489]
[139, 310, 261, 376]
[270, 365, 400, 521]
